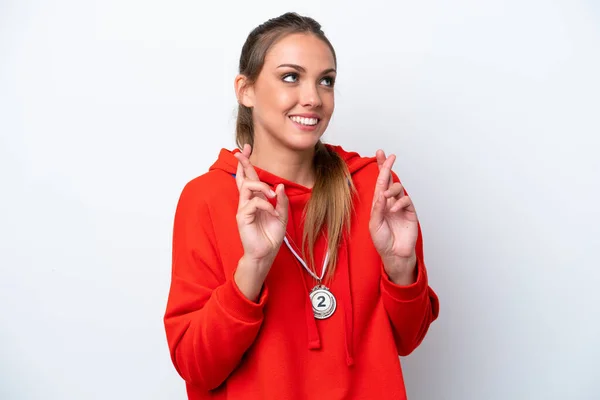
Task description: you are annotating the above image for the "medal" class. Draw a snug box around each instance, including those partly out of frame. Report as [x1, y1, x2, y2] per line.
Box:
[283, 236, 336, 319]
[310, 285, 337, 319]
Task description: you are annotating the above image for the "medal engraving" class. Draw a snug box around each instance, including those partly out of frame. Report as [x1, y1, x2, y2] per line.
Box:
[309, 285, 336, 319]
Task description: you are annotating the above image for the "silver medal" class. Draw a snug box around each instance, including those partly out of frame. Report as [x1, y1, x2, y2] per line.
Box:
[283, 237, 336, 320]
[310, 285, 336, 319]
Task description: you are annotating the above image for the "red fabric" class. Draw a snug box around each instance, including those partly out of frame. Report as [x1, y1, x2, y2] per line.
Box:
[164, 145, 440, 399]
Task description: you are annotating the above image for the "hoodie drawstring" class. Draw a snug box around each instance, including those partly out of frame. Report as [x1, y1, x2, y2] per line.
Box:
[300, 269, 322, 350]
[288, 229, 355, 367]
[284, 205, 323, 351]
[339, 234, 355, 366]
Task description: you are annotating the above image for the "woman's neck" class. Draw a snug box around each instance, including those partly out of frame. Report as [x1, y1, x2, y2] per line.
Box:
[249, 137, 316, 189]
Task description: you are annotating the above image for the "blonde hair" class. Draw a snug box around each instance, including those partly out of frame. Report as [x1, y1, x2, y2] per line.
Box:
[235, 12, 354, 281]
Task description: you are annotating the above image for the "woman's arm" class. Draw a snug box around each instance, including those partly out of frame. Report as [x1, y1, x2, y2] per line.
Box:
[163, 181, 268, 391]
[380, 220, 440, 356]
[370, 162, 440, 356]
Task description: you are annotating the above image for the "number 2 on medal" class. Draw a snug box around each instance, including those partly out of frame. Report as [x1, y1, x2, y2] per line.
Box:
[317, 296, 326, 308]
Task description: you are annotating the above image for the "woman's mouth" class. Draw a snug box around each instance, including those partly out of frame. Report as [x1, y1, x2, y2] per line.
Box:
[289, 115, 320, 131]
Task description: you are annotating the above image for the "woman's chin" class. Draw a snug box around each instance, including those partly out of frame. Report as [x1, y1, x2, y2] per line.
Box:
[284, 118, 328, 149]
[284, 133, 323, 151]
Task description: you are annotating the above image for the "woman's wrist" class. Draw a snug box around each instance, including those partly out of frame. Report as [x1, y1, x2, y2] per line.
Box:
[234, 255, 271, 302]
[382, 254, 417, 286]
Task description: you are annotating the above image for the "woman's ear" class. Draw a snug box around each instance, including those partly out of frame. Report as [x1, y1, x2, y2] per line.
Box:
[234, 74, 255, 108]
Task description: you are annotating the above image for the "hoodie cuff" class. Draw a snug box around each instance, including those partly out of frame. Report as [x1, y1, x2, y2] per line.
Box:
[216, 274, 269, 323]
[381, 256, 428, 302]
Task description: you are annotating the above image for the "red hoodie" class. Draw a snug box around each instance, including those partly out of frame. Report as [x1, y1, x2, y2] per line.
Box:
[164, 144, 439, 399]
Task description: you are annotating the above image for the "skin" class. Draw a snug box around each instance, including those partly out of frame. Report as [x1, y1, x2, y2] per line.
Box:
[232, 33, 418, 302]
[234, 33, 335, 188]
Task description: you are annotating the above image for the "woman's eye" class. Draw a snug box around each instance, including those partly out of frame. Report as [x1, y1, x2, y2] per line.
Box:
[282, 73, 298, 83]
[321, 76, 335, 87]
[282, 73, 335, 87]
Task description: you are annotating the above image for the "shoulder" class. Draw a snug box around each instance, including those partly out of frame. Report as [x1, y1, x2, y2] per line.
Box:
[176, 169, 237, 212]
[325, 143, 384, 180]
[326, 143, 405, 191]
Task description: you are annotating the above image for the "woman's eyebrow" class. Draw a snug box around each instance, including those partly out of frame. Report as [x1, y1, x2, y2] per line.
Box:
[277, 64, 336, 74]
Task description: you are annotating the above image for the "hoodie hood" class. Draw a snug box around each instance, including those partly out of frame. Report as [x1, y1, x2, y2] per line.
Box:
[209, 144, 378, 367]
[209, 144, 375, 189]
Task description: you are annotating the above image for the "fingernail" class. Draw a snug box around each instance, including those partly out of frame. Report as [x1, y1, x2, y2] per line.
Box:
[269, 190, 276, 197]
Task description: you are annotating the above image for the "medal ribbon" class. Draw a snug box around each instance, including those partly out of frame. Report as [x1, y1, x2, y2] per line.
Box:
[283, 236, 329, 283]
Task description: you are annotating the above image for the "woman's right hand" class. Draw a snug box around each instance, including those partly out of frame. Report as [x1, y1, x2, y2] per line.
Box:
[234, 144, 288, 300]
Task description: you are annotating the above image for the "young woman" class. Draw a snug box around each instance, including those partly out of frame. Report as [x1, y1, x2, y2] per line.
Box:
[164, 12, 440, 400]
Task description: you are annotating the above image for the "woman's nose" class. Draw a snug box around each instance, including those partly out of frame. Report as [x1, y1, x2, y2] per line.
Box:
[300, 84, 322, 108]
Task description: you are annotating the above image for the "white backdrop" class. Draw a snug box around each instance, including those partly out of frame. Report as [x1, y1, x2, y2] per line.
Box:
[1, 1, 599, 399]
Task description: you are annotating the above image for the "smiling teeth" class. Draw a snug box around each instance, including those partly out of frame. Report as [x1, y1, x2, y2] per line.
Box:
[290, 116, 318, 126]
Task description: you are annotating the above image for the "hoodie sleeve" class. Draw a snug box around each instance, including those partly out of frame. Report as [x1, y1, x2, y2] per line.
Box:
[379, 173, 440, 357]
[163, 181, 268, 391]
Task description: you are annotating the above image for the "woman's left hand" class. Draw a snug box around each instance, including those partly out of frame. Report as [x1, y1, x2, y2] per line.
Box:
[369, 150, 419, 284]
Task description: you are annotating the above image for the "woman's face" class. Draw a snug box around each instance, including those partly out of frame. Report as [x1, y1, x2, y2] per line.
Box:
[239, 33, 336, 152]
